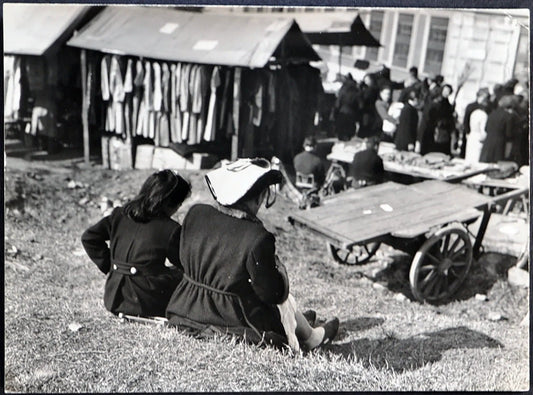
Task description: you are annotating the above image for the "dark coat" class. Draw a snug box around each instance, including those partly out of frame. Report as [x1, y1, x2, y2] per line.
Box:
[293, 150, 326, 186]
[166, 204, 289, 338]
[358, 85, 380, 138]
[348, 148, 385, 184]
[334, 80, 360, 140]
[480, 107, 514, 163]
[417, 98, 454, 155]
[81, 207, 183, 317]
[394, 103, 419, 151]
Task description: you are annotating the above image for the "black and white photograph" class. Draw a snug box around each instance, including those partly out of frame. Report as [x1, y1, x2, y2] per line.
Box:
[3, 3, 530, 392]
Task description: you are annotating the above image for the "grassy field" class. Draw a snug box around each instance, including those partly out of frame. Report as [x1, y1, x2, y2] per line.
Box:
[4, 162, 530, 392]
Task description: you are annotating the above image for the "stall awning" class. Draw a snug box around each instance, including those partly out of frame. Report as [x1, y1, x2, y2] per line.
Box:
[67, 6, 320, 68]
[3, 4, 92, 56]
[291, 11, 381, 47]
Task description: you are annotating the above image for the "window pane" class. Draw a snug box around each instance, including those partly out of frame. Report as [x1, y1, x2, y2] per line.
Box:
[392, 13, 414, 68]
[366, 10, 384, 61]
[424, 16, 449, 75]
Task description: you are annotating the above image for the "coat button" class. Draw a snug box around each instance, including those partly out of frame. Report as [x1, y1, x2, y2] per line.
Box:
[113, 264, 117, 270]
[130, 267, 137, 275]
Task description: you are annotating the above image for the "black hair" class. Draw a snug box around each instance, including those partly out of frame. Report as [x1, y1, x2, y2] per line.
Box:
[407, 89, 420, 101]
[122, 170, 191, 222]
[409, 66, 418, 77]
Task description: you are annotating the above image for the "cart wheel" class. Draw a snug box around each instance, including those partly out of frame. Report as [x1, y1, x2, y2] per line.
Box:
[328, 242, 381, 265]
[409, 225, 473, 303]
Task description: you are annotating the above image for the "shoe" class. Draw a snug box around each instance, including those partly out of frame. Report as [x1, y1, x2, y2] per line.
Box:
[302, 309, 317, 327]
[319, 317, 339, 346]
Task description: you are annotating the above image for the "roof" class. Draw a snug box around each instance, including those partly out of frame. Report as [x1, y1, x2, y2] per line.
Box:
[3, 3, 91, 56]
[67, 6, 320, 68]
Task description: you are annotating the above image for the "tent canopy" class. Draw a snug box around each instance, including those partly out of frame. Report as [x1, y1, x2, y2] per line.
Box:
[3, 4, 92, 56]
[305, 15, 381, 47]
[67, 6, 320, 68]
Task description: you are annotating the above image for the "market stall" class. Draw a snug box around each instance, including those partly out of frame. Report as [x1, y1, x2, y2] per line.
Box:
[326, 140, 496, 183]
[67, 6, 322, 168]
[3, 4, 95, 153]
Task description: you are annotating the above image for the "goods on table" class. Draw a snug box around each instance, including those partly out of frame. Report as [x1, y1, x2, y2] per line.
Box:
[381, 150, 491, 180]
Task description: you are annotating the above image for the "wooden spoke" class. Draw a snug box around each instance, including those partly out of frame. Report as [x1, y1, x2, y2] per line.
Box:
[425, 252, 442, 266]
[447, 236, 462, 257]
[450, 245, 468, 260]
[441, 234, 451, 255]
[419, 264, 437, 272]
[420, 270, 437, 287]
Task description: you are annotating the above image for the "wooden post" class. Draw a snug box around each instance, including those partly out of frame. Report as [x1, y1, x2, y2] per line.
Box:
[80, 49, 89, 165]
[231, 67, 241, 160]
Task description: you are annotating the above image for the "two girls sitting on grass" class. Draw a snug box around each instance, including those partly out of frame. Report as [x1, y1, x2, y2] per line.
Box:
[82, 162, 339, 351]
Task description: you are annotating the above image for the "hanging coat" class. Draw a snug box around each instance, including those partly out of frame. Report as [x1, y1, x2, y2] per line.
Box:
[123, 59, 133, 139]
[204, 66, 221, 142]
[180, 64, 192, 142]
[132, 60, 144, 136]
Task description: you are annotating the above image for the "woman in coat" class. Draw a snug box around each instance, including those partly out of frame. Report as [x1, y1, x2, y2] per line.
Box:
[81, 170, 191, 317]
[166, 158, 339, 351]
[480, 95, 516, 163]
[394, 90, 420, 151]
[416, 84, 455, 155]
[464, 106, 489, 164]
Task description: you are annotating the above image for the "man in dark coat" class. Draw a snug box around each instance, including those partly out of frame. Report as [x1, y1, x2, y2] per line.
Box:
[416, 84, 455, 155]
[293, 136, 326, 188]
[334, 74, 360, 141]
[480, 95, 516, 163]
[166, 158, 339, 350]
[347, 136, 385, 187]
[394, 90, 420, 151]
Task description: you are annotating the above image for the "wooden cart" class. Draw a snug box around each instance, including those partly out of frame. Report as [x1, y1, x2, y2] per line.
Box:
[288, 180, 528, 303]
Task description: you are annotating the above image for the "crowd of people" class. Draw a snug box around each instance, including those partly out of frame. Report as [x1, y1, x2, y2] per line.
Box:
[333, 65, 529, 166]
[82, 162, 339, 353]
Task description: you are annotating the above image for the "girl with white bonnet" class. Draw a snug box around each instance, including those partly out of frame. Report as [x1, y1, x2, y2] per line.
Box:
[166, 158, 339, 351]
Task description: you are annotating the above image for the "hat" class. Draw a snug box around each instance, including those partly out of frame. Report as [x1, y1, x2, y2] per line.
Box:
[205, 158, 282, 206]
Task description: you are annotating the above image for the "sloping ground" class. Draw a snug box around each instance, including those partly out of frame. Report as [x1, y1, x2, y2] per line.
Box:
[4, 158, 530, 392]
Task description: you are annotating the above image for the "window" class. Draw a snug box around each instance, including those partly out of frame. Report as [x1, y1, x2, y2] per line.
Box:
[424, 16, 449, 75]
[392, 13, 414, 68]
[366, 10, 384, 61]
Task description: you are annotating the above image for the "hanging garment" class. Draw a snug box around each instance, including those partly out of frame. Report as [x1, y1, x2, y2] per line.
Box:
[170, 64, 181, 143]
[4, 56, 21, 120]
[132, 60, 144, 136]
[101, 56, 111, 101]
[196, 66, 211, 144]
[180, 64, 192, 142]
[204, 66, 221, 142]
[140, 60, 153, 138]
[158, 113, 170, 147]
[187, 65, 199, 143]
[123, 59, 134, 139]
[153, 62, 162, 112]
[251, 81, 263, 127]
[109, 56, 125, 136]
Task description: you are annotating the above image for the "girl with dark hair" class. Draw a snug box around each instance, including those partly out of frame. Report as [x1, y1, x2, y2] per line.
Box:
[81, 169, 191, 317]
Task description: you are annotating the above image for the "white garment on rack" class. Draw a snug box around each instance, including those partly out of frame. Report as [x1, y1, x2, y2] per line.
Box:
[153, 62, 162, 112]
[204, 66, 221, 142]
[4, 56, 21, 119]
